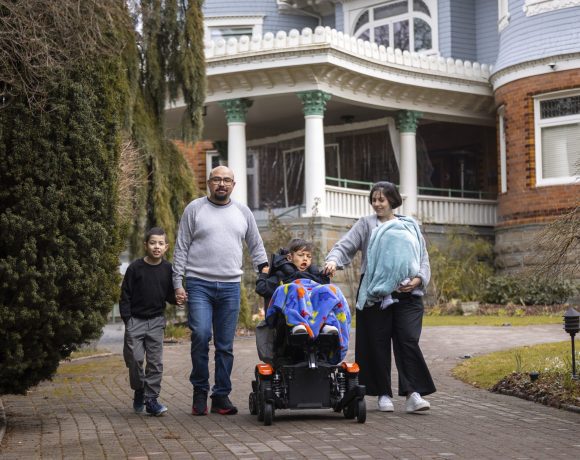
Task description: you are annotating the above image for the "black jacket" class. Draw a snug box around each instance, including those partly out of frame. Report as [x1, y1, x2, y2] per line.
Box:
[119, 258, 176, 321]
[255, 249, 330, 309]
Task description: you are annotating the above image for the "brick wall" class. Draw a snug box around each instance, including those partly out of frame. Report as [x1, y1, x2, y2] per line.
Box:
[494, 69, 580, 228]
[172, 140, 213, 193]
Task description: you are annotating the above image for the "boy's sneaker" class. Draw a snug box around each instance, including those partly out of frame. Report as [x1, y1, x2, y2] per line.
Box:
[321, 324, 339, 335]
[192, 390, 208, 416]
[145, 398, 168, 416]
[378, 395, 394, 412]
[405, 392, 430, 413]
[291, 324, 307, 335]
[210, 395, 238, 415]
[133, 389, 145, 414]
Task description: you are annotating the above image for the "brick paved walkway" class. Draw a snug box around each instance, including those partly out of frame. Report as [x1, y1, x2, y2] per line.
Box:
[1, 324, 578, 459]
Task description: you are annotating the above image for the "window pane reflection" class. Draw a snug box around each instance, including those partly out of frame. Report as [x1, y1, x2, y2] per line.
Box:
[375, 24, 390, 47]
[414, 18, 431, 51]
[394, 20, 409, 51]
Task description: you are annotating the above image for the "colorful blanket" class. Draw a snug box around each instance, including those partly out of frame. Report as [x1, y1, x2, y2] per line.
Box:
[266, 279, 351, 362]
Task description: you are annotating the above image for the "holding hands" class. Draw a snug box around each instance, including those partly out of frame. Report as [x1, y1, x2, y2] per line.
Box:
[175, 287, 187, 307]
[323, 261, 337, 277]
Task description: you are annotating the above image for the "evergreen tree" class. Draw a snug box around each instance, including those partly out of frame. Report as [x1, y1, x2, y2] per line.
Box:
[0, 0, 205, 394]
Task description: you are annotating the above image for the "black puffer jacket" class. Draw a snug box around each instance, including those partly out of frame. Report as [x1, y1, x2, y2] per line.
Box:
[255, 248, 330, 309]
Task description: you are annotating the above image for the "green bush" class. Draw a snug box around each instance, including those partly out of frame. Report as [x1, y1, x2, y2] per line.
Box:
[481, 276, 521, 305]
[483, 276, 577, 305]
[0, 61, 126, 394]
[428, 229, 494, 303]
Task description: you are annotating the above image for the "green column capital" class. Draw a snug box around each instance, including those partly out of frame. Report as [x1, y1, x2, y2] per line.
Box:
[297, 90, 331, 116]
[219, 98, 253, 123]
[396, 110, 423, 133]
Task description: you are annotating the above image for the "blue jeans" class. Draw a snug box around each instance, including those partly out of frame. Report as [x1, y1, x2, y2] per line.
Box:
[186, 277, 240, 396]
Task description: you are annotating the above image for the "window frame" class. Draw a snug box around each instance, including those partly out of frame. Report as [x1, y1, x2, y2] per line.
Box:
[204, 15, 264, 41]
[345, 0, 438, 54]
[498, 0, 510, 32]
[533, 90, 580, 187]
[523, 0, 580, 17]
[498, 106, 507, 193]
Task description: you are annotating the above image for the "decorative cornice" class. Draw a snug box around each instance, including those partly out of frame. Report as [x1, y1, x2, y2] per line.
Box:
[396, 110, 422, 133]
[297, 90, 331, 116]
[490, 53, 580, 90]
[204, 26, 493, 83]
[523, 0, 580, 16]
[219, 98, 253, 123]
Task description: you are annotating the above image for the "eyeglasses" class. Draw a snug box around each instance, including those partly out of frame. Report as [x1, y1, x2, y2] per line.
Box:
[208, 176, 234, 185]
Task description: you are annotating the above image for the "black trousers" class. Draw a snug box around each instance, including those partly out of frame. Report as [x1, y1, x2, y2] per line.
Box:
[355, 292, 436, 397]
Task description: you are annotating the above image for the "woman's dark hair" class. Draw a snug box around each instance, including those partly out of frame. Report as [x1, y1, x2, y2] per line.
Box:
[287, 238, 314, 253]
[368, 181, 403, 209]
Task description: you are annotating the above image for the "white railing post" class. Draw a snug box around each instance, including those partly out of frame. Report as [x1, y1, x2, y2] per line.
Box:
[325, 186, 497, 226]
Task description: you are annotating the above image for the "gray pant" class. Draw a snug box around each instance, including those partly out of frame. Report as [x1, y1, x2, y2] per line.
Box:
[123, 316, 165, 400]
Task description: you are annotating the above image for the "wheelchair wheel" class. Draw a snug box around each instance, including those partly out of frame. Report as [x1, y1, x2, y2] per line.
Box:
[356, 399, 366, 424]
[249, 393, 258, 415]
[343, 402, 356, 419]
[257, 399, 264, 421]
[263, 401, 274, 426]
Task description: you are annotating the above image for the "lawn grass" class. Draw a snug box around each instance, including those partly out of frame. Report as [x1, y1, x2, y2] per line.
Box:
[452, 341, 572, 389]
[423, 315, 562, 327]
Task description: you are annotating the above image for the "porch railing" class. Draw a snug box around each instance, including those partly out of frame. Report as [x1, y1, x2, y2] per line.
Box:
[325, 185, 497, 226]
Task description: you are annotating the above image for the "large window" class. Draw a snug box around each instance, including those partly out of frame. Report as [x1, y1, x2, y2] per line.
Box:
[351, 0, 436, 53]
[534, 91, 580, 186]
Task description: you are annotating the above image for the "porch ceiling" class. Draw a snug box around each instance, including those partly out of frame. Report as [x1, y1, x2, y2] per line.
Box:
[165, 27, 496, 141]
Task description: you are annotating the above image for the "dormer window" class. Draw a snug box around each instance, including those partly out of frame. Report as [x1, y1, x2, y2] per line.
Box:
[351, 0, 437, 53]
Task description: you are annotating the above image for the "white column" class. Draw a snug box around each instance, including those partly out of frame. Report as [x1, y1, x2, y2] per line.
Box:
[298, 91, 331, 217]
[227, 122, 247, 203]
[396, 110, 422, 217]
[219, 98, 253, 205]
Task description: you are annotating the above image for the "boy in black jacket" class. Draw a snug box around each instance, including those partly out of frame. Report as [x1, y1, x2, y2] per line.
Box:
[120, 227, 180, 416]
[256, 238, 336, 334]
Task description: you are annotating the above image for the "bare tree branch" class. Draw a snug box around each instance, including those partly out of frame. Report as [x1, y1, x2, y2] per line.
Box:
[0, 0, 133, 110]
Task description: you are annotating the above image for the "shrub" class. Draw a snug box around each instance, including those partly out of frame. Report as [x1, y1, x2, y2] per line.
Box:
[0, 62, 126, 394]
[428, 228, 494, 303]
[481, 276, 521, 305]
[483, 275, 577, 305]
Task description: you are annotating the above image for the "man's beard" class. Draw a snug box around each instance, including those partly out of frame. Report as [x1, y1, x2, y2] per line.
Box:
[213, 191, 228, 201]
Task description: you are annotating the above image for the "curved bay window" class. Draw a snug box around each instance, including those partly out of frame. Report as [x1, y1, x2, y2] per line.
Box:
[352, 0, 436, 53]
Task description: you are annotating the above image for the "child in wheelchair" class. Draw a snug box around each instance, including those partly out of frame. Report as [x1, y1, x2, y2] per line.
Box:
[255, 238, 350, 364]
[251, 239, 364, 425]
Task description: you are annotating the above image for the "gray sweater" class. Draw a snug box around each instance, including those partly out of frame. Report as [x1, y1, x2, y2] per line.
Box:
[325, 214, 431, 294]
[172, 197, 268, 287]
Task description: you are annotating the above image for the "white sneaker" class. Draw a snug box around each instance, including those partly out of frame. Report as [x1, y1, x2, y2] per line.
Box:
[291, 324, 307, 335]
[321, 324, 339, 335]
[405, 392, 430, 412]
[377, 395, 394, 412]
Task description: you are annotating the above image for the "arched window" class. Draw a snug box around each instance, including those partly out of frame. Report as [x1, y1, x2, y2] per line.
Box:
[352, 0, 435, 53]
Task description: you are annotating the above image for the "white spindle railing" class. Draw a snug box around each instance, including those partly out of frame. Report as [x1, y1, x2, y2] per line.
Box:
[325, 185, 497, 226]
[205, 26, 493, 82]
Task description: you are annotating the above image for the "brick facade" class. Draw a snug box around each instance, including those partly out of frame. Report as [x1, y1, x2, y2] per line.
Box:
[172, 140, 214, 193]
[494, 69, 580, 228]
[494, 70, 580, 277]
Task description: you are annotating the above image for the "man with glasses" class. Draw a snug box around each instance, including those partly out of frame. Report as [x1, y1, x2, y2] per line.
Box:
[173, 166, 269, 416]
